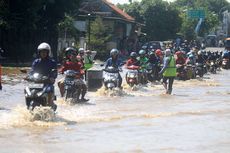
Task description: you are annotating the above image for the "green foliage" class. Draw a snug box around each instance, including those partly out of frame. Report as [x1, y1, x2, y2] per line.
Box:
[0, 0, 80, 62]
[118, 0, 182, 41]
[58, 13, 79, 38]
[173, 0, 224, 40]
[89, 16, 112, 57]
[142, 0, 182, 41]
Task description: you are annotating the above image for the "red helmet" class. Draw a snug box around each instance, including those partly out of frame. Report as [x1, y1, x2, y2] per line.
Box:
[175, 51, 183, 56]
[155, 49, 162, 56]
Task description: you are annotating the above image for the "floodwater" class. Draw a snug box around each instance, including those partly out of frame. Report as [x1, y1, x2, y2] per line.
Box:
[0, 69, 230, 153]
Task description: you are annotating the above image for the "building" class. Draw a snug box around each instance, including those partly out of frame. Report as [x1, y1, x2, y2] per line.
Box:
[57, 0, 143, 57]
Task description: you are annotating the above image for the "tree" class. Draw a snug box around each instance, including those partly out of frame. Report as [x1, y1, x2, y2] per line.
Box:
[89, 16, 112, 59]
[142, 0, 182, 41]
[173, 0, 223, 40]
[118, 0, 182, 41]
[0, 0, 80, 62]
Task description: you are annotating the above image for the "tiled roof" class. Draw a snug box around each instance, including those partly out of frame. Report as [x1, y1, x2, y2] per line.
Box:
[102, 0, 135, 22]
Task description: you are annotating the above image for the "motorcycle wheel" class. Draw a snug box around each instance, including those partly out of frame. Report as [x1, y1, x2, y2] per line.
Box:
[28, 100, 40, 111]
[64, 89, 70, 102]
[129, 82, 135, 87]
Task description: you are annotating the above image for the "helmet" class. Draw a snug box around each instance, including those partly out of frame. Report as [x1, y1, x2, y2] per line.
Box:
[130, 52, 137, 58]
[224, 38, 230, 48]
[155, 49, 162, 56]
[79, 48, 84, 54]
[148, 51, 155, 56]
[37, 42, 52, 57]
[175, 51, 183, 56]
[65, 47, 77, 56]
[138, 49, 146, 55]
[165, 49, 171, 56]
[110, 48, 119, 56]
[37, 42, 51, 54]
[189, 54, 194, 59]
[197, 51, 202, 55]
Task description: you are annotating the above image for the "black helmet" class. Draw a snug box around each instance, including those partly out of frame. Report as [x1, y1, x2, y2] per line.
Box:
[65, 47, 77, 56]
[130, 52, 137, 58]
[224, 38, 230, 48]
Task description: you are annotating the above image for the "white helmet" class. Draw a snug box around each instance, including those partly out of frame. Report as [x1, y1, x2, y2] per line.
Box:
[110, 48, 119, 56]
[37, 42, 52, 57]
[165, 49, 171, 56]
[38, 42, 51, 51]
[79, 48, 84, 54]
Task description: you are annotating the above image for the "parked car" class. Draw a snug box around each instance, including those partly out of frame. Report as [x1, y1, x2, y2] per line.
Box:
[141, 41, 163, 52]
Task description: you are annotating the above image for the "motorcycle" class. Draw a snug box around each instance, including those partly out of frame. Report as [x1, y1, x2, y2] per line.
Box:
[103, 66, 120, 90]
[176, 64, 188, 80]
[63, 70, 83, 103]
[196, 63, 204, 78]
[24, 72, 56, 111]
[209, 60, 217, 74]
[185, 64, 196, 79]
[126, 65, 139, 87]
[222, 58, 229, 69]
[146, 63, 160, 82]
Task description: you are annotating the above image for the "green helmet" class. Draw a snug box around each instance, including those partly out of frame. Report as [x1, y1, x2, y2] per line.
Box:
[139, 49, 146, 55]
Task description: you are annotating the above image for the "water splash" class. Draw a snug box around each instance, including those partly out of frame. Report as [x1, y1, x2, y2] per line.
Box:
[0, 106, 68, 129]
[96, 86, 127, 97]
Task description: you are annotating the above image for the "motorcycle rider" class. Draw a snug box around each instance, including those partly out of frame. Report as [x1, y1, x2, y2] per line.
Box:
[159, 49, 177, 94]
[175, 51, 186, 65]
[222, 38, 230, 63]
[126, 52, 140, 68]
[196, 51, 206, 65]
[59, 51, 89, 102]
[58, 47, 77, 96]
[78, 48, 85, 68]
[30, 42, 57, 111]
[105, 48, 123, 88]
[137, 49, 149, 84]
[155, 49, 163, 64]
[148, 50, 161, 81]
[84, 50, 94, 70]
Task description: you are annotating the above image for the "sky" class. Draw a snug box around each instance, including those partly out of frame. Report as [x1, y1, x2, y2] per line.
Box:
[110, 0, 175, 5]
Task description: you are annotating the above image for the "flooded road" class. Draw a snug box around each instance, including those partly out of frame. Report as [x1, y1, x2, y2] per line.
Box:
[0, 69, 230, 153]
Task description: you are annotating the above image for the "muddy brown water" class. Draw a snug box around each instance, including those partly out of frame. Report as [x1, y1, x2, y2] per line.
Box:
[0, 69, 230, 153]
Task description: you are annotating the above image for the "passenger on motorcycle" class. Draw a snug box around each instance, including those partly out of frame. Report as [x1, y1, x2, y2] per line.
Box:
[78, 48, 85, 68]
[186, 53, 196, 65]
[84, 50, 94, 70]
[148, 50, 160, 65]
[58, 51, 89, 102]
[175, 51, 186, 65]
[30, 42, 57, 111]
[223, 38, 230, 59]
[105, 48, 123, 88]
[159, 49, 177, 94]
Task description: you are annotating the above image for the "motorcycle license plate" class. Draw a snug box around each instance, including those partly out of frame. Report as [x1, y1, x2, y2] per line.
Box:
[29, 83, 43, 88]
[65, 80, 75, 85]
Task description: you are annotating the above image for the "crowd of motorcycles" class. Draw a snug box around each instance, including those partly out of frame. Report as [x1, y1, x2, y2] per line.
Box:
[22, 47, 230, 115]
[103, 49, 230, 89]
